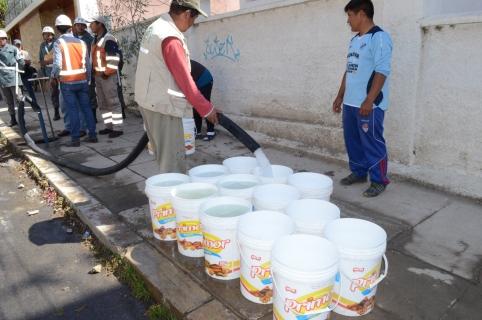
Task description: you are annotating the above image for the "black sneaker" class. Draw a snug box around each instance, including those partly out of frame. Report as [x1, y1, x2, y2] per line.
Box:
[195, 133, 204, 140]
[99, 128, 113, 135]
[79, 130, 87, 137]
[83, 136, 98, 143]
[57, 129, 71, 137]
[65, 140, 80, 148]
[340, 173, 367, 186]
[53, 113, 61, 121]
[363, 182, 386, 198]
[8, 120, 18, 127]
[108, 130, 123, 138]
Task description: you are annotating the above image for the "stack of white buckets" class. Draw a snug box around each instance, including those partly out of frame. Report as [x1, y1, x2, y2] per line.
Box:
[144, 156, 389, 319]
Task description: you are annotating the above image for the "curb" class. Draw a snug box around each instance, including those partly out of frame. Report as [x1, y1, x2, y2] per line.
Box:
[0, 120, 240, 319]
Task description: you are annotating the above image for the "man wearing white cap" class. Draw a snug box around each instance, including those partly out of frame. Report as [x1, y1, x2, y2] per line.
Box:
[135, 0, 219, 173]
[14, 39, 37, 104]
[90, 15, 124, 138]
[39, 25, 61, 120]
[0, 30, 25, 127]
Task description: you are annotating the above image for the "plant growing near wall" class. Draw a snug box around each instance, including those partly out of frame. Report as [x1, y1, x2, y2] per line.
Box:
[98, 0, 157, 62]
[0, 0, 8, 28]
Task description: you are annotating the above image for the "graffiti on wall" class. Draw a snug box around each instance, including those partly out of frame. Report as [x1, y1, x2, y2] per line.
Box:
[203, 34, 241, 62]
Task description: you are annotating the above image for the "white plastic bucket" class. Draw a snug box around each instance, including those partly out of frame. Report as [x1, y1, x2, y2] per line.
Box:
[200, 197, 252, 280]
[272, 234, 339, 320]
[238, 211, 295, 304]
[324, 218, 388, 317]
[223, 156, 258, 174]
[253, 165, 294, 184]
[285, 199, 340, 236]
[171, 183, 218, 257]
[182, 118, 196, 155]
[217, 174, 260, 201]
[288, 172, 334, 201]
[189, 164, 228, 184]
[145, 173, 190, 241]
[253, 184, 301, 211]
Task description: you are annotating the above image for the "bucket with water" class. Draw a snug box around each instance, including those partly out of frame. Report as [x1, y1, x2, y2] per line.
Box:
[223, 156, 258, 174]
[182, 118, 196, 155]
[238, 211, 295, 304]
[145, 173, 190, 241]
[324, 218, 388, 317]
[285, 199, 340, 236]
[288, 172, 333, 201]
[253, 165, 293, 184]
[200, 197, 252, 280]
[189, 164, 227, 184]
[171, 183, 218, 257]
[253, 184, 300, 211]
[271, 234, 339, 320]
[217, 174, 260, 201]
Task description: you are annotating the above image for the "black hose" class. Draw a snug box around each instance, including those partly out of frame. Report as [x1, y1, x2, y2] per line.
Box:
[19, 105, 259, 176]
[218, 113, 260, 153]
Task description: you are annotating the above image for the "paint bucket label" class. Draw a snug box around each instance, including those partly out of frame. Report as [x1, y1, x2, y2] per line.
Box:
[176, 220, 203, 257]
[149, 198, 176, 241]
[182, 118, 195, 155]
[203, 231, 240, 280]
[272, 277, 334, 320]
[333, 258, 382, 316]
[240, 247, 273, 304]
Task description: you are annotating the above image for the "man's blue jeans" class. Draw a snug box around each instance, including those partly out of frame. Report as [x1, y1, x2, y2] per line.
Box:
[60, 82, 96, 142]
[60, 90, 86, 132]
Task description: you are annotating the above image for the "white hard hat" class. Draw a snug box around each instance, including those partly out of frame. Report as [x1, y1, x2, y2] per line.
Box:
[0, 30, 8, 39]
[13, 39, 21, 45]
[55, 15, 72, 27]
[42, 26, 55, 34]
[74, 17, 88, 25]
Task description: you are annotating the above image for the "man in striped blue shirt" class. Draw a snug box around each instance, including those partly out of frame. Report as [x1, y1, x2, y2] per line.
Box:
[333, 0, 393, 197]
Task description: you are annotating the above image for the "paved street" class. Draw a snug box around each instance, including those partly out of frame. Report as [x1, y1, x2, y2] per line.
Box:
[0, 146, 148, 320]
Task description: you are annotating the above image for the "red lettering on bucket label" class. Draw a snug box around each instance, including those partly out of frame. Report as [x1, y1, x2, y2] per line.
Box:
[285, 286, 297, 294]
[251, 255, 262, 261]
[353, 267, 365, 273]
[176, 220, 202, 237]
[153, 203, 175, 223]
[283, 286, 333, 315]
[250, 264, 271, 280]
[203, 237, 231, 251]
[349, 264, 381, 293]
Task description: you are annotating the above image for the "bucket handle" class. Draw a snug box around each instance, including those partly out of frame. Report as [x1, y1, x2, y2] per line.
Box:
[271, 269, 342, 316]
[340, 253, 389, 290]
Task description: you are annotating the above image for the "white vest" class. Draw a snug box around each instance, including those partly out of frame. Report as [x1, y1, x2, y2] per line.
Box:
[135, 14, 192, 118]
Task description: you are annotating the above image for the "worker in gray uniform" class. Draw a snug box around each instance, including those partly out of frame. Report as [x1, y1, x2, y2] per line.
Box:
[0, 30, 25, 127]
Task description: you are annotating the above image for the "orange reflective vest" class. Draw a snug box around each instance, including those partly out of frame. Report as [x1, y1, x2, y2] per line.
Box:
[58, 36, 87, 83]
[92, 33, 120, 77]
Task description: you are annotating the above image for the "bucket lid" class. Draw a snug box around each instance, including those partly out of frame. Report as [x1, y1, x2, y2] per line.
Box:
[145, 173, 190, 196]
[272, 234, 339, 275]
[200, 196, 252, 228]
[324, 218, 387, 255]
[285, 199, 340, 233]
[288, 172, 333, 191]
[238, 211, 295, 249]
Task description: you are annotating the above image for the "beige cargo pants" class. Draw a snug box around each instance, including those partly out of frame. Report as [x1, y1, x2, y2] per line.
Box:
[95, 74, 123, 131]
[139, 107, 186, 174]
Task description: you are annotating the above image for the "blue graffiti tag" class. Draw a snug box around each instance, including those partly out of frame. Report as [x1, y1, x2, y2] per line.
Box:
[203, 34, 240, 62]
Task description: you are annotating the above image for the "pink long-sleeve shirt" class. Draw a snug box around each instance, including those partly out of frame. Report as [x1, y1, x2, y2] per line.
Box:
[161, 37, 213, 117]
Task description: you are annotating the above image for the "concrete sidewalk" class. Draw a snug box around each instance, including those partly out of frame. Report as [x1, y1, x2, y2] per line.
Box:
[1, 97, 481, 320]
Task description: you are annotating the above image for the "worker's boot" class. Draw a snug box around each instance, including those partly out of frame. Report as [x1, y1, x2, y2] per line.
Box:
[53, 107, 61, 121]
[8, 114, 17, 127]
